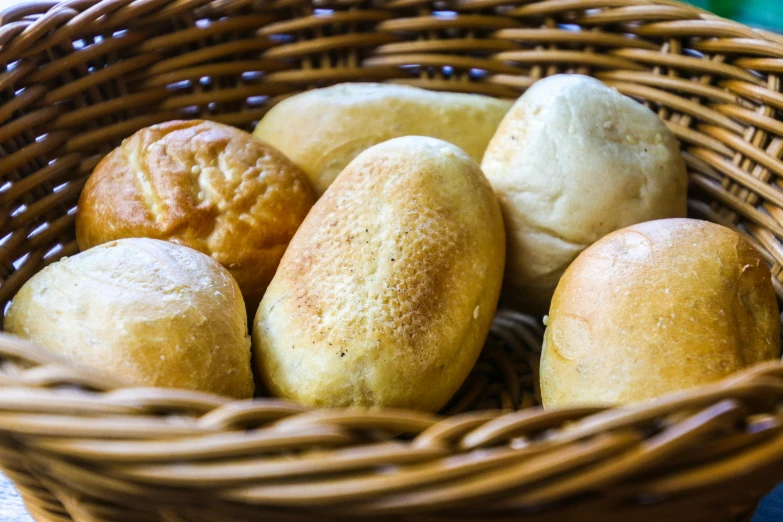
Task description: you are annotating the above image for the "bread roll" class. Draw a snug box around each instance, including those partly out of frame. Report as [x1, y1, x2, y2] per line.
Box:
[253, 83, 512, 196]
[540, 219, 780, 407]
[254, 136, 505, 411]
[4, 238, 254, 398]
[76, 120, 314, 312]
[481, 74, 688, 313]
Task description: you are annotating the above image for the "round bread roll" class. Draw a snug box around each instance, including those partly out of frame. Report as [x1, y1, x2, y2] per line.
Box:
[4, 238, 254, 398]
[540, 219, 781, 407]
[481, 74, 688, 313]
[253, 83, 512, 196]
[254, 136, 505, 411]
[76, 120, 314, 312]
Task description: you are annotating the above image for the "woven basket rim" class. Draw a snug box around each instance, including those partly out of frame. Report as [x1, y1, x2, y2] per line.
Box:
[2, 0, 783, 520]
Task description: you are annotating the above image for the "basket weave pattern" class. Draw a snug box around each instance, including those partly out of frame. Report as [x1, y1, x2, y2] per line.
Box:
[1, 0, 783, 520]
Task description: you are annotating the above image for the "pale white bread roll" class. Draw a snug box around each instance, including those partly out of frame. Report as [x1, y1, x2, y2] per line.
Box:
[4, 238, 254, 398]
[541, 219, 780, 407]
[254, 136, 505, 411]
[481, 74, 688, 313]
[253, 83, 512, 196]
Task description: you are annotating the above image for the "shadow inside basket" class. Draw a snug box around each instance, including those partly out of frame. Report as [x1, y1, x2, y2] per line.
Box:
[442, 309, 542, 414]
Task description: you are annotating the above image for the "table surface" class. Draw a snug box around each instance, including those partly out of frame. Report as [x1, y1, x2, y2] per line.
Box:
[1, 473, 781, 521]
[1, 474, 32, 522]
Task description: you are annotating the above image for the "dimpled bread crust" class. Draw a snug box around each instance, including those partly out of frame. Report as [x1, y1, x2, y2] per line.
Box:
[254, 136, 506, 411]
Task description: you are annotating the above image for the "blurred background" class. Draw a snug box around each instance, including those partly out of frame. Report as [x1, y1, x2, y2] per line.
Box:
[683, 0, 782, 31]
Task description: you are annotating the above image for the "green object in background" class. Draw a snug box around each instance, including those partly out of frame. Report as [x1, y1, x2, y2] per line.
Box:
[682, 0, 783, 32]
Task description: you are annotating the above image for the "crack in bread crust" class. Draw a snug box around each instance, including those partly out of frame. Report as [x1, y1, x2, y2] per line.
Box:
[126, 136, 165, 221]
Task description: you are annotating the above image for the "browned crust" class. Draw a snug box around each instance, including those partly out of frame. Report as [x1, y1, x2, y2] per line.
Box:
[76, 120, 315, 310]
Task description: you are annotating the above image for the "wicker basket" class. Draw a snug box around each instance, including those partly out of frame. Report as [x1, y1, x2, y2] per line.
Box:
[2, 0, 783, 520]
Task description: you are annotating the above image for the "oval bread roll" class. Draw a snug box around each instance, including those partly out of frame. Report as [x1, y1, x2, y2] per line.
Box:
[540, 219, 780, 407]
[253, 83, 512, 196]
[5, 238, 254, 399]
[254, 136, 505, 411]
[76, 120, 314, 312]
[482, 74, 688, 313]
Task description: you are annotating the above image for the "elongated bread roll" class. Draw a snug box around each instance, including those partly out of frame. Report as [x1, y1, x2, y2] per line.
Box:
[254, 137, 506, 411]
[253, 83, 511, 196]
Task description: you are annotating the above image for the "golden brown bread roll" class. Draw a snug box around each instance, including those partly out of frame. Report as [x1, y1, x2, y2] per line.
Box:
[254, 136, 506, 411]
[481, 74, 688, 313]
[4, 238, 254, 398]
[540, 219, 780, 407]
[76, 120, 314, 312]
[253, 83, 512, 196]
